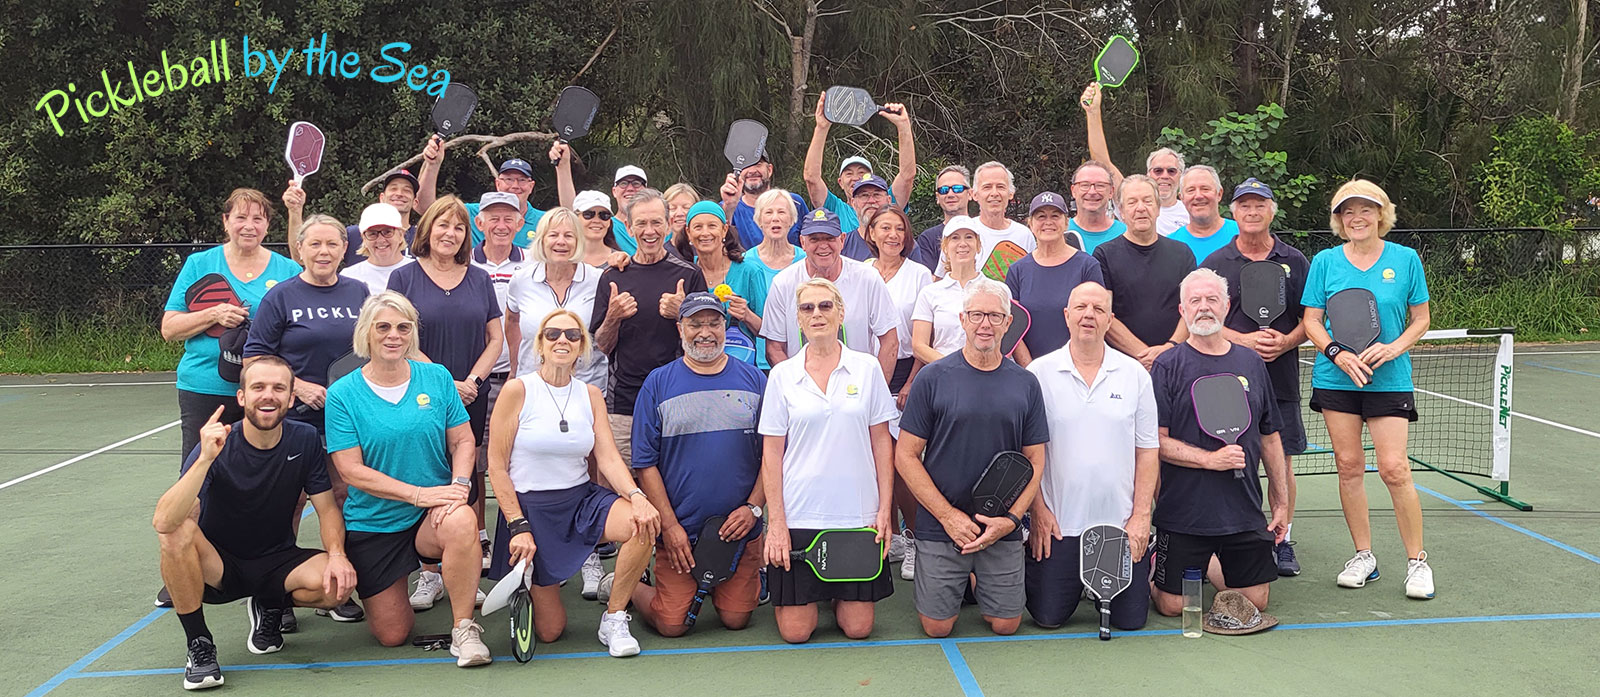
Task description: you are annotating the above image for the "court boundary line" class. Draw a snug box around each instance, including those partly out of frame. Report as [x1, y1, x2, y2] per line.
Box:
[0, 381, 177, 389]
[1524, 361, 1600, 380]
[0, 420, 180, 492]
[1417, 485, 1600, 565]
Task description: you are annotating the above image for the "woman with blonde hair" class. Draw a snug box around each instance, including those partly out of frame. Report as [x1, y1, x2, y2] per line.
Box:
[341, 203, 415, 295]
[912, 217, 984, 362]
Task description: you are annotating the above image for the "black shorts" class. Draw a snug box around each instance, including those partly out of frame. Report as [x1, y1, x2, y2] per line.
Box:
[767, 528, 894, 607]
[888, 357, 914, 394]
[346, 519, 443, 599]
[202, 545, 321, 606]
[1276, 399, 1307, 456]
[1309, 388, 1418, 422]
[1151, 528, 1276, 594]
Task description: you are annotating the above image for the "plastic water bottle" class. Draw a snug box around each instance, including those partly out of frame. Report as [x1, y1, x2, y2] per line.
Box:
[1182, 566, 1203, 637]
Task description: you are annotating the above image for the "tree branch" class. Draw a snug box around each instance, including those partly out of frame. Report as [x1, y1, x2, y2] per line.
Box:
[752, 0, 793, 38]
[570, 26, 619, 85]
[362, 132, 558, 193]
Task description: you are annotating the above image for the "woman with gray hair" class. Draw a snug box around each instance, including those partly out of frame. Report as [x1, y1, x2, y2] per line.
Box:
[744, 188, 807, 371]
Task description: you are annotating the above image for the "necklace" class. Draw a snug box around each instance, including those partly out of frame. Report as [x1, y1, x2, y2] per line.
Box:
[542, 375, 574, 433]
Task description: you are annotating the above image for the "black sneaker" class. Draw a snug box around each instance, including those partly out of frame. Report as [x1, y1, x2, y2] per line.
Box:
[1275, 541, 1301, 576]
[183, 636, 224, 690]
[320, 598, 365, 622]
[156, 586, 173, 608]
[481, 538, 493, 572]
[244, 598, 284, 655]
[595, 541, 618, 559]
[758, 568, 770, 606]
[279, 609, 298, 634]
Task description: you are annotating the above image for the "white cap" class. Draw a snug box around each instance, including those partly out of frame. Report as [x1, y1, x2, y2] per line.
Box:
[613, 165, 648, 185]
[358, 203, 404, 233]
[942, 215, 981, 238]
[573, 190, 613, 213]
[1330, 192, 1384, 212]
[839, 156, 873, 176]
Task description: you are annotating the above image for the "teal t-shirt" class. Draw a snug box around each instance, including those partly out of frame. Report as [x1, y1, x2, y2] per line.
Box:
[1301, 241, 1430, 392]
[466, 202, 543, 249]
[1169, 218, 1240, 266]
[739, 247, 805, 370]
[325, 360, 470, 533]
[825, 190, 903, 235]
[163, 246, 301, 396]
[1069, 218, 1127, 254]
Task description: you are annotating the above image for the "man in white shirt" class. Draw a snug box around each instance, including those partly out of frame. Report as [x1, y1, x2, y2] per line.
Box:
[1023, 281, 1158, 630]
[1080, 82, 1190, 236]
[935, 162, 1036, 281]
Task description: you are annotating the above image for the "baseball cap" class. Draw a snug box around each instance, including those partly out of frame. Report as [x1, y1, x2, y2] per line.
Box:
[479, 192, 520, 211]
[839, 156, 873, 176]
[1028, 191, 1069, 216]
[573, 190, 612, 213]
[358, 203, 404, 233]
[799, 209, 843, 238]
[678, 291, 728, 320]
[1231, 177, 1276, 202]
[687, 200, 726, 224]
[498, 159, 533, 178]
[942, 215, 981, 238]
[614, 165, 648, 185]
[381, 169, 419, 191]
[850, 175, 889, 196]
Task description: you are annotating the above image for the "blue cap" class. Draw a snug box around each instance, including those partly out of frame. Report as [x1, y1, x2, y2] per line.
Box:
[498, 159, 534, 177]
[850, 175, 889, 196]
[1028, 191, 1069, 215]
[1231, 177, 1274, 202]
[687, 200, 726, 225]
[678, 291, 727, 320]
[799, 208, 843, 237]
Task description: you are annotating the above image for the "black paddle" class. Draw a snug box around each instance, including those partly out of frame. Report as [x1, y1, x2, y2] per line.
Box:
[723, 119, 769, 175]
[789, 529, 883, 582]
[821, 86, 904, 127]
[510, 585, 536, 662]
[1240, 260, 1289, 330]
[549, 86, 600, 166]
[431, 82, 478, 139]
[1079, 524, 1134, 640]
[1191, 374, 1253, 480]
[284, 121, 326, 187]
[1093, 35, 1141, 88]
[1001, 300, 1031, 358]
[684, 515, 744, 628]
[184, 273, 241, 339]
[970, 450, 1033, 518]
[1327, 287, 1382, 352]
[295, 350, 367, 415]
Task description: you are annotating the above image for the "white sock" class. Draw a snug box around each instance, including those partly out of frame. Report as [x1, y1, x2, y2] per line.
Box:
[1284, 523, 1292, 542]
[479, 529, 489, 542]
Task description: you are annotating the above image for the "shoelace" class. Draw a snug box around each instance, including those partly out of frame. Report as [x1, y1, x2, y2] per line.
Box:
[189, 638, 218, 666]
[1276, 542, 1297, 562]
[1344, 553, 1373, 571]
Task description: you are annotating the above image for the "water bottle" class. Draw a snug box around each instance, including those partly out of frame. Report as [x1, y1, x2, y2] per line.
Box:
[1182, 566, 1203, 637]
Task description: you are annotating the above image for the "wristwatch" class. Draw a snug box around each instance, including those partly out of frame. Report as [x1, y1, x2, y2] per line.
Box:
[452, 476, 471, 488]
[745, 503, 763, 518]
[468, 374, 484, 388]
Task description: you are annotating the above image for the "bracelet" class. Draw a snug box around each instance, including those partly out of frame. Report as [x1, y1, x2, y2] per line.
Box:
[412, 486, 422, 506]
[1003, 512, 1023, 528]
[328, 552, 347, 559]
[1323, 343, 1345, 361]
[626, 488, 646, 499]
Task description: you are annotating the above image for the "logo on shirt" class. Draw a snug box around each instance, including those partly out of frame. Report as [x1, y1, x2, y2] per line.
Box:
[1382, 268, 1396, 283]
[265, 279, 278, 289]
[1281, 263, 1292, 277]
[417, 393, 432, 409]
[846, 384, 860, 398]
[1110, 393, 1124, 400]
[1237, 375, 1251, 391]
[287, 453, 301, 461]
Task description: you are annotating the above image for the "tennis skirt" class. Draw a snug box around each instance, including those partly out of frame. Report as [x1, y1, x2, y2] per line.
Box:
[767, 527, 894, 607]
[487, 482, 618, 587]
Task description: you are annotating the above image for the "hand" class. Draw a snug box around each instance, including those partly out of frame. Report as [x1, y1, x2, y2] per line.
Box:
[282, 180, 306, 212]
[720, 173, 740, 202]
[209, 303, 248, 329]
[1359, 341, 1400, 370]
[764, 526, 792, 571]
[1135, 343, 1166, 370]
[607, 282, 638, 320]
[727, 293, 751, 322]
[661, 524, 693, 575]
[322, 554, 357, 603]
[1248, 329, 1277, 360]
[422, 134, 443, 164]
[961, 514, 1015, 555]
[293, 380, 327, 411]
[937, 509, 982, 550]
[507, 531, 538, 567]
[1267, 503, 1289, 545]
[607, 251, 632, 271]
[1029, 506, 1061, 561]
[1124, 513, 1152, 562]
[454, 379, 479, 404]
[415, 484, 467, 509]
[629, 495, 662, 541]
[895, 389, 910, 411]
[197, 405, 230, 461]
[813, 91, 831, 127]
[429, 496, 468, 528]
[872, 507, 893, 554]
[548, 141, 570, 166]
[658, 279, 687, 320]
[1080, 82, 1102, 112]
[1333, 349, 1374, 387]
[1207, 444, 1247, 472]
[879, 102, 910, 127]
[721, 505, 758, 542]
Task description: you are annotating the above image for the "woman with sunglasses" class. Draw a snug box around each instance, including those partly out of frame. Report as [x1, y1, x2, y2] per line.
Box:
[342, 204, 416, 295]
[912, 217, 984, 363]
[505, 208, 607, 392]
[486, 309, 661, 657]
[571, 190, 622, 270]
[910, 166, 973, 270]
[760, 278, 897, 643]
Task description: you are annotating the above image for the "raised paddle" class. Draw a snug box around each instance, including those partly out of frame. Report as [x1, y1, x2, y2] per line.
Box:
[549, 86, 600, 165]
[1079, 523, 1134, 640]
[284, 121, 326, 186]
[1240, 261, 1289, 330]
[431, 82, 478, 139]
[1094, 35, 1141, 88]
[1192, 373, 1253, 480]
[724, 119, 769, 175]
[821, 86, 904, 127]
[684, 515, 745, 628]
[789, 529, 884, 582]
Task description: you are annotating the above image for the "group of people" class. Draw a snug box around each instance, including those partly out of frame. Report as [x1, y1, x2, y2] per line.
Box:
[152, 86, 1437, 691]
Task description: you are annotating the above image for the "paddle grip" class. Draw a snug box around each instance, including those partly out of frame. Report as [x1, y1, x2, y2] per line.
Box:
[550, 138, 567, 166]
[1098, 599, 1111, 640]
[684, 589, 707, 627]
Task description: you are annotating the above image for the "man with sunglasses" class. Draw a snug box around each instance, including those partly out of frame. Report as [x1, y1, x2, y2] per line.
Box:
[549, 141, 648, 255]
[1080, 82, 1190, 236]
[802, 92, 917, 239]
[1068, 162, 1126, 254]
[415, 134, 543, 248]
[910, 166, 974, 270]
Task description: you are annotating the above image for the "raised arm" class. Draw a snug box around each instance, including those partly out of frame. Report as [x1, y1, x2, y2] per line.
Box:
[550, 141, 577, 210]
[415, 135, 443, 212]
[883, 103, 916, 206]
[802, 93, 832, 209]
[1081, 82, 1125, 189]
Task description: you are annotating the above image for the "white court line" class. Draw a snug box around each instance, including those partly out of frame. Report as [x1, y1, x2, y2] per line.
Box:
[0, 381, 176, 389]
[1515, 350, 1600, 356]
[0, 420, 180, 492]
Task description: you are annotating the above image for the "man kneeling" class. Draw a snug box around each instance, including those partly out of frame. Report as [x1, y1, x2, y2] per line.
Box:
[153, 357, 357, 690]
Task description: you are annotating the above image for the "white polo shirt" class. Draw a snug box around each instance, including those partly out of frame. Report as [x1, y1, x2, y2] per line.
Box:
[761, 258, 900, 360]
[1026, 344, 1159, 536]
[873, 258, 933, 361]
[504, 262, 607, 392]
[757, 344, 897, 529]
[911, 276, 974, 357]
[341, 257, 413, 296]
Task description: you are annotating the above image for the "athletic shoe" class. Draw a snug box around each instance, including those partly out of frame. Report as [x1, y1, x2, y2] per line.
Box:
[758, 568, 770, 606]
[597, 572, 615, 603]
[887, 532, 907, 563]
[476, 587, 486, 607]
[1275, 541, 1301, 576]
[156, 586, 173, 608]
[316, 599, 364, 622]
[481, 538, 492, 571]
[278, 609, 298, 634]
[182, 636, 223, 690]
[580, 553, 605, 600]
[900, 531, 917, 581]
[597, 611, 641, 657]
[410, 570, 444, 610]
[595, 541, 618, 559]
[1405, 552, 1435, 600]
[1336, 550, 1380, 588]
[244, 598, 284, 655]
[449, 619, 493, 667]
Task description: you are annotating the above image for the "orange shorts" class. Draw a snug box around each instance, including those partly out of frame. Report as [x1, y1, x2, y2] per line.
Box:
[649, 537, 763, 626]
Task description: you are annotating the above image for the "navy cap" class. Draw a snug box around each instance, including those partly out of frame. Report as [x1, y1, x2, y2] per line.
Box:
[799, 208, 843, 237]
[382, 169, 420, 191]
[1231, 177, 1275, 202]
[850, 175, 889, 196]
[498, 159, 534, 177]
[678, 292, 728, 320]
[1028, 191, 1069, 215]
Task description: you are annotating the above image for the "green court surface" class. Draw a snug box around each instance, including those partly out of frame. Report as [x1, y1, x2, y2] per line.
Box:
[6, 346, 1600, 696]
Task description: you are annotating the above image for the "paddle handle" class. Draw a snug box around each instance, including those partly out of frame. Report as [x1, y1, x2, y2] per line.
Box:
[1098, 598, 1112, 640]
[550, 138, 568, 166]
[684, 587, 708, 627]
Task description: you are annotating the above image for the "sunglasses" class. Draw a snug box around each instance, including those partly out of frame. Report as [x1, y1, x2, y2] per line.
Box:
[362, 228, 398, 239]
[936, 184, 969, 195]
[797, 300, 837, 314]
[542, 328, 584, 342]
[1149, 167, 1181, 176]
[374, 321, 414, 335]
[581, 210, 613, 221]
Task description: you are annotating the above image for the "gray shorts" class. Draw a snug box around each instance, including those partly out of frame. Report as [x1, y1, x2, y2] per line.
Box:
[608, 413, 633, 466]
[473, 375, 507, 474]
[912, 538, 1025, 621]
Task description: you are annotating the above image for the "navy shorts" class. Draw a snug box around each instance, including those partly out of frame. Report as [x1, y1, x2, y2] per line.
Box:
[1310, 389, 1418, 422]
[1276, 399, 1307, 456]
[1024, 535, 1151, 630]
[1151, 528, 1276, 595]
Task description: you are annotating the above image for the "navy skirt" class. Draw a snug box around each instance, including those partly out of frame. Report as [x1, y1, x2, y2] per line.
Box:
[488, 482, 619, 587]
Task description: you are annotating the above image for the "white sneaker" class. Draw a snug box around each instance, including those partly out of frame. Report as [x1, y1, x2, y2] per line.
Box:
[887, 531, 907, 562]
[449, 619, 492, 667]
[899, 532, 917, 581]
[580, 553, 605, 600]
[597, 572, 615, 603]
[1405, 552, 1435, 599]
[410, 570, 445, 610]
[1336, 550, 1379, 588]
[597, 611, 640, 657]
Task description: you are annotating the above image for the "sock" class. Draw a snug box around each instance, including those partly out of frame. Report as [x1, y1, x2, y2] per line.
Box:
[178, 608, 211, 644]
[479, 529, 489, 543]
[1284, 523, 1293, 543]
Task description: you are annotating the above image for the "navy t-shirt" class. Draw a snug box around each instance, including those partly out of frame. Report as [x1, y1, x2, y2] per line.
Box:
[1200, 237, 1311, 403]
[243, 276, 370, 429]
[909, 223, 945, 270]
[182, 419, 331, 559]
[591, 255, 708, 415]
[343, 224, 417, 268]
[840, 231, 875, 262]
[733, 193, 810, 250]
[387, 262, 502, 380]
[1149, 343, 1281, 536]
[898, 353, 1049, 543]
[1004, 251, 1106, 357]
[1093, 234, 1196, 348]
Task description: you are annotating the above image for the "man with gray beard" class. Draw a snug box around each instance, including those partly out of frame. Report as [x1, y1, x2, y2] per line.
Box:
[627, 292, 769, 636]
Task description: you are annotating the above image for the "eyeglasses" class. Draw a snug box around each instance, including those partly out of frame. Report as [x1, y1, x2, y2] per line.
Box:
[963, 310, 1008, 325]
[374, 321, 414, 335]
[797, 300, 837, 314]
[615, 179, 645, 189]
[683, 320, 724, 330]
[1073, 181, 1112, 192]
[542, 328, 584, 342]
[1149, 167, 1180, 176]
[581, 210, 613, 221]
[496, 175, 532, 186]
[936, 184, 969, 195]
[362, 228, 398, 239]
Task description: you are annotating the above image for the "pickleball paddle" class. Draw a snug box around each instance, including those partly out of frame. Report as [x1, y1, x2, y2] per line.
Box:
[1094, 35, 1141, 88]
[550, 86, 600, 165]
[184, 273, 241, 339]
[822, 86, 902, 127]
[724, 120, 769, 175]
[431, 82, 478, 139]
[1079, 523, 1134, 640]
[284, 121, 325, 186]
[1327, 287, 1381, 351]
[1240, 260, 1288, 330]
[1192, 373, 1253, 480]
[970, 450, 1033, 518]
[789, 528, 883, 582]
[685, 515, 745, 628]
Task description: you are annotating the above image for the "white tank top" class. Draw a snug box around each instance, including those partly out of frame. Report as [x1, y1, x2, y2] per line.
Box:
[508, 374, 596, 492]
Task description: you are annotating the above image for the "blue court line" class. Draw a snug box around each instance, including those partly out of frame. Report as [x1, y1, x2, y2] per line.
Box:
[1416, 485, 1600, 565]
[61, 612, 1600, 681]
[1524, 361, 1600, 380]
[25, 608, 167, 697]
[940, 643, 985, 697]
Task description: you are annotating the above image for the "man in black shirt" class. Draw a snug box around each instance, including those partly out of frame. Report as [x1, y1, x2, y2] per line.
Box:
[153, 357, 357, 691]
[1093, 174, 1196, 369]
[1149, 269, 1290, 617]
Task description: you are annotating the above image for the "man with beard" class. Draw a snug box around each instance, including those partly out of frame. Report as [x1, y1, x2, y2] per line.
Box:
[628, 293, 768, 636]
[801, 92, 916, 238]
[592, 190, 709, 463]
[1067, 161, 1125, 253]
[1080, 82, 1190, 236]
[722, 157, 811, 249]
[1149, 268, 1290, 616]
[910, 165, 973, 270]
[837, 175, 893, 261]
[1168, 165, 1240, 264]
[153, 357, 358, 690]
[1093, 175, 1196, 369]
[935, 162, 1037, 282]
